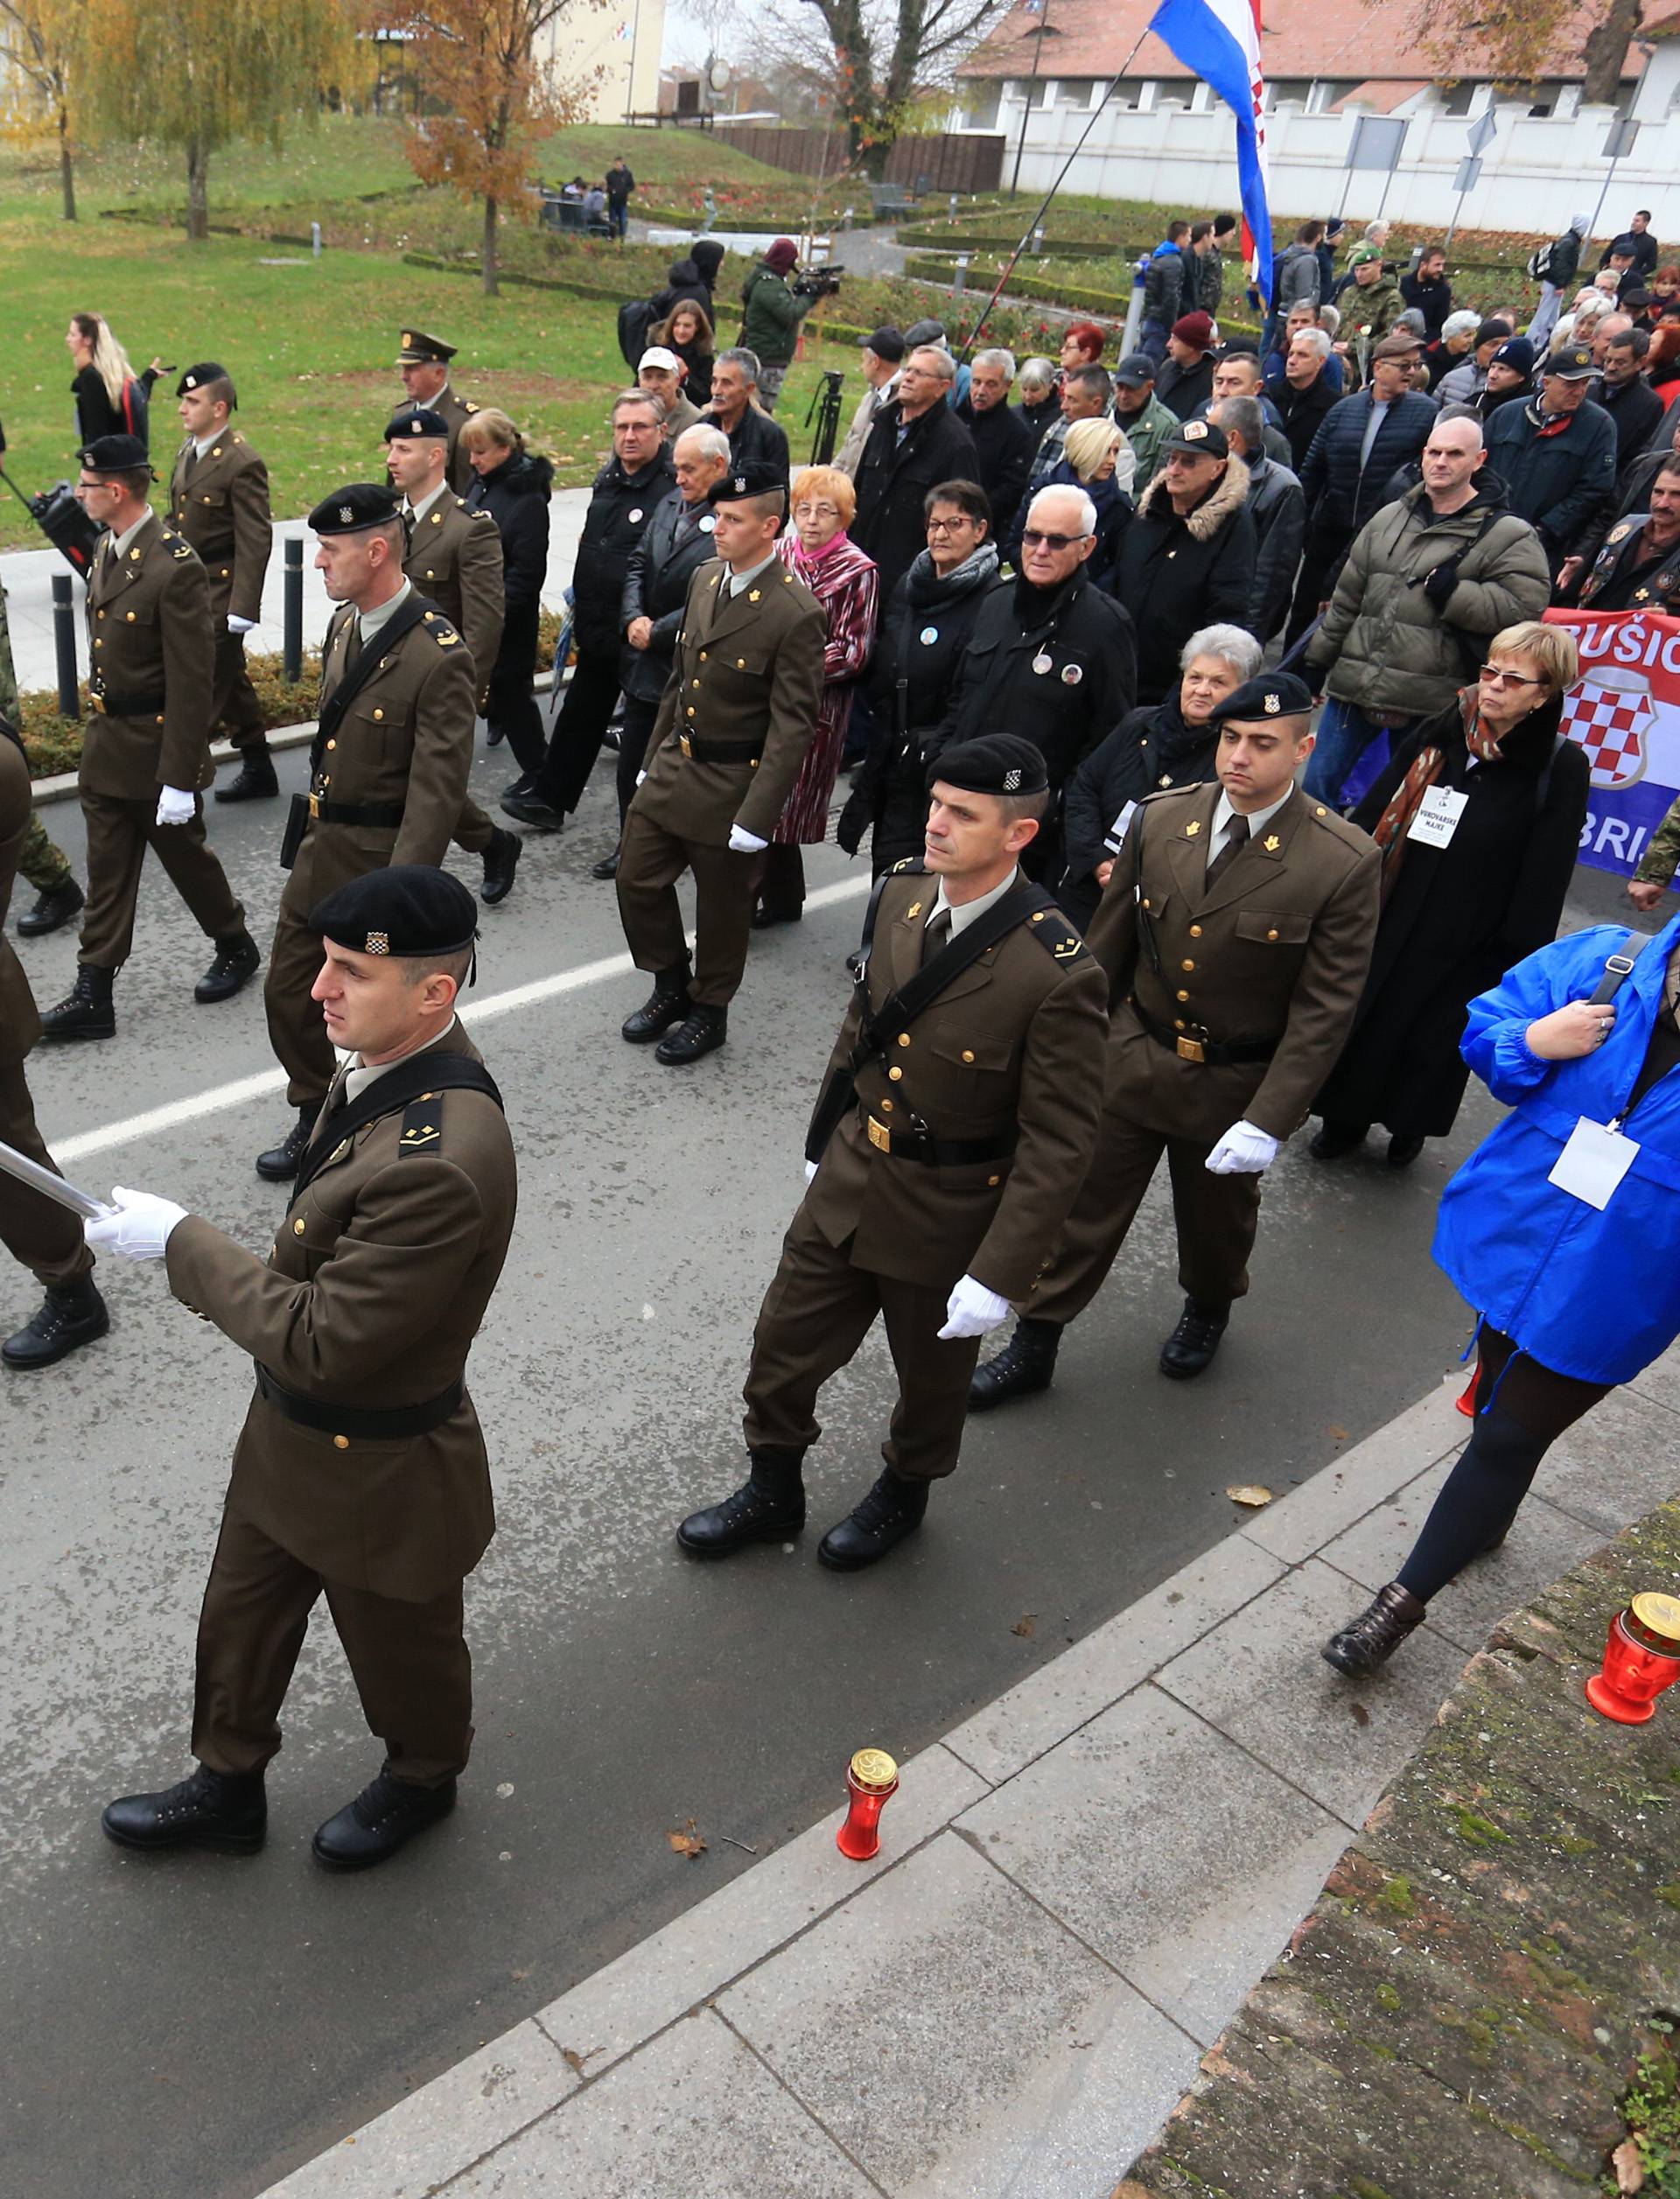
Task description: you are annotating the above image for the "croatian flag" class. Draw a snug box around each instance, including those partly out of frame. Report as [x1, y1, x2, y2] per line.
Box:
[1146, 0, 1273, 307]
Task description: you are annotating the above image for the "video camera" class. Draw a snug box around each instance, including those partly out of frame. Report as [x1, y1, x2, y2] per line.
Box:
[793, 265, 845, 301]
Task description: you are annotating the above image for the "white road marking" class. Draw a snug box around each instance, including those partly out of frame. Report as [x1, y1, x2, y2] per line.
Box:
[52, 872, 872, 1166]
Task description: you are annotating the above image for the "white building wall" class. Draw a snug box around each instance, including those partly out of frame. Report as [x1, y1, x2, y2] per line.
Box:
[956, 49, 1680, 238]
[538, 0, 667, 126]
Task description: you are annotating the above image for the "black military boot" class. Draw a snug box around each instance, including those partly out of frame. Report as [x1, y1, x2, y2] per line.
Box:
[590, 846, 621, 881]
[970, 1318, 1060, 1411]
[214, 750, 279, 803]
[655, 1003, 727, 1067]
[39, 964, 116, 1042]
[193, 931, 261, 1005]
[102, 1764, 267, 1852]
[3, 1272, 110, 1369]
[16, 875, 84, 937]
[818, 1467, 929, 1572]
[621, 968, 693, 1044]
[256, 1103, 319, 1183]
[1159, 1298, 1229, 1379]
[1320, 1583, 1427, 1678]
[1309, 1119, 1369, 1160]
[480, 827, 522, 906]
[312, 1768, 457, 1871]
[676, 1448, 806, 1556]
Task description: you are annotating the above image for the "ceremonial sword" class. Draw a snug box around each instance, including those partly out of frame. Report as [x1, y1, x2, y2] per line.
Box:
[0, 1137, 112, 1220]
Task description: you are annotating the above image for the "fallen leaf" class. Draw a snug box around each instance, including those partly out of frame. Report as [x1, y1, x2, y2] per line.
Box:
[1350, 1702, 1370, 1727]
[667, 1817, 707, 1859]
[1011, 1614, 1038, 1638]
[1613, 2137, 1645, 2193]
[1328, 1424, 1350, 1441]
[1227, 1484, 1274, 1508]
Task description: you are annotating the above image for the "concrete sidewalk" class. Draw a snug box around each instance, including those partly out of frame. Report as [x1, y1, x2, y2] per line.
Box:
[0, 489, 593, 697]
[258, 1349, 1680, 2199]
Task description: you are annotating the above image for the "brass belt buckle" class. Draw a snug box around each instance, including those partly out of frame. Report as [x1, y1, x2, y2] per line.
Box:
[866, 1115, 892, 1152]
[679, 734, 693, 758]
[1176, 1035, 1207, 1063]
[307, 792, 321, 818]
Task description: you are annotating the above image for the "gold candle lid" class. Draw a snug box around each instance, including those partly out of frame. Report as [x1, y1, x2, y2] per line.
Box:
[850, 1747, 898, 1792]
[1631, 1592, 1680, 1645]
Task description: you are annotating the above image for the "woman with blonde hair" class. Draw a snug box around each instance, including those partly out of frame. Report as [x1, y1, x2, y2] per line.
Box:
[65, 312, 164, 447]
[755, 465, 878, 925]
[1012, 413, 1133, 587]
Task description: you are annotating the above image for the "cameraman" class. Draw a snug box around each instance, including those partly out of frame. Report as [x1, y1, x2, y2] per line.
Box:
[739, 239, 819, 411]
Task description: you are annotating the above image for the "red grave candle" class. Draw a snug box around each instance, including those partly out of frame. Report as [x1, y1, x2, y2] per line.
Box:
[1586, 1592, 1680, 1725]
[836, 1747, 899, 1859]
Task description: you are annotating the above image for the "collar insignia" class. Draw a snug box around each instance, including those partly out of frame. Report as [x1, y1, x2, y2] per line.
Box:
[1186, 819, 1201, 836]
[1264, 833, 1281, 851]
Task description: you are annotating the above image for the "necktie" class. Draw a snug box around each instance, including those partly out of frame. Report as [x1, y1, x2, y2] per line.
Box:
[921, 909, 952, 965]
[183, 446, 198, 482]
[1205, 813, 1250, 890]
[344, 619, 363, 672]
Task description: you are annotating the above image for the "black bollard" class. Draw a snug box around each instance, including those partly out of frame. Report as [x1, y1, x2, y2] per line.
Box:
[51, 573, 79, 719]
[283, 536, 303, 683]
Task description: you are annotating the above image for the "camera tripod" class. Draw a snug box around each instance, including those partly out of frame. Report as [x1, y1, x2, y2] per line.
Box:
[805, 368, 844, 466]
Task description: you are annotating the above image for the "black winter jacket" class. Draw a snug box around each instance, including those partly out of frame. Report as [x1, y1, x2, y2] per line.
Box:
[1061, 692, 1222, 926]
[569, 449, 676, 655]
[851, 397, 981, 604]
[1111, 460, 1258, 703]
[649, 258, 711, 326]
[956, 396, 1035, 540]
[1155, 353, 1214, 421]
[710, 401, 791, 478]
[1298, 387, 1438, 547]
[617, 487, 721, 702]
[465, 450, 552, 609]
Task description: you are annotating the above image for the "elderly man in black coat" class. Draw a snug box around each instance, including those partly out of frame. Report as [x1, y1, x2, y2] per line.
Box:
[851, 344, 980, 603]
[1111, 417, 1257, 704]
[956, 346, 1035, 542]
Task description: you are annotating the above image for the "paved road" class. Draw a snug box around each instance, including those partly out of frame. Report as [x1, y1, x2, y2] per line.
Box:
[0, 746, 1646, 2197]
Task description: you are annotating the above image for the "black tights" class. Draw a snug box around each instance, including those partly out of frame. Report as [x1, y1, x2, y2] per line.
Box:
[1396, 1327, 1611, 1604]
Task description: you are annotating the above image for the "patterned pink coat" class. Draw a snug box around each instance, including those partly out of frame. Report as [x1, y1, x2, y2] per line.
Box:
[771, 531, 878, 844]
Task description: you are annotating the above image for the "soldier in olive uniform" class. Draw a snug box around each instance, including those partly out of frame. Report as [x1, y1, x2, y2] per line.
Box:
[974, 673, 1381, 1402]
[256, 485, 479, 1182]
[0, 718, 109, 1367]
[39, 435, 259, 1044]
[616, 459, 826, 1065]
[168, 362, 276, 802]
[91, 865, 517, 1870]
[677, 735, 1109, 1568]
[396, 327, 480, 497]
[0, 573, 85, 937]
[384, 408, 520, 905]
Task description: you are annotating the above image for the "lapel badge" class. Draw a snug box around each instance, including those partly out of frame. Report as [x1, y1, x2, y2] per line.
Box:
[1185, 819, 1201, 837]
[906, 901, 923, 918]
[1061, 663, 1083, 686]
[1264, 834, 1281, 851]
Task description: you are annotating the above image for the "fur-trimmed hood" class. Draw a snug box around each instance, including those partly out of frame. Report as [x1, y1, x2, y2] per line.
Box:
[1136, 452, 1251, 537]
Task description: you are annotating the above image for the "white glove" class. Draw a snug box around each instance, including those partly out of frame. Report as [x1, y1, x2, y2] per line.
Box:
[937, 1273, 1012, 1340]
[84, 1185, 187, 1262]
[804, 1159, 819, 1182]
[227, 614, 256, 634]
[636, 770, 648, 786]
[1205, 1119, 1279, 1176]
[728, 823, 768, 854]
[155, 786, 195, 827]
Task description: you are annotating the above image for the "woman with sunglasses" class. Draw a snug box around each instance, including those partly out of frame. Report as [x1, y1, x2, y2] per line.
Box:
[1311, 620, 1589, 1168]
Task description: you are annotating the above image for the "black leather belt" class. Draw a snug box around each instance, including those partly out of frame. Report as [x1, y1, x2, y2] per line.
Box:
[254, 1362, 465, 1439]
[89, 689, 166, 716]
[1131, 1000, 1279, 1068]
[859, 1110, 1016, 1167]
[677, 733, 762, 764]
[306, 795, 405, 828]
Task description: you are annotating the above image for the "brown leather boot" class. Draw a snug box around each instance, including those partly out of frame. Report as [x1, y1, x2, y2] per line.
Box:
[1321, 1582, 1426, 1677]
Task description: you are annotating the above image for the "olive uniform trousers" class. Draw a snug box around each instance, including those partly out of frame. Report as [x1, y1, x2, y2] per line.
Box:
[616, 812, 759, 1007]
[0, 1061, 94, 1288]
[265, 904, 337, 1109]
[79, 788, 245, 970]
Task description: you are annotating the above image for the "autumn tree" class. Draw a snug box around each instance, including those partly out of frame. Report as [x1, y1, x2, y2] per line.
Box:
[1390, 0, 1645, 109]
[395, 0, 603, 298]
[79, 0, 360, 241]
[0, 0, 83, 220]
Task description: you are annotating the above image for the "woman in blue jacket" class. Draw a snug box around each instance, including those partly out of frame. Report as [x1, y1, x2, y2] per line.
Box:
[1324, 908, 1680, 1675]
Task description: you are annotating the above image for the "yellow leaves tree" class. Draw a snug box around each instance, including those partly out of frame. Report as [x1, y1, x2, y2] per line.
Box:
[0, 0, 84, 220]
[394, 0, 603, 297]
[79, 0, 362, 240]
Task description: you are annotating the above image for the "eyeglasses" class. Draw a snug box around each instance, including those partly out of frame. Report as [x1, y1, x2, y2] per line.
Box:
[925, 515, 975, 535]
[1021, 529, 1089, 551]
[794, 503, 843, 522]
[1478, 663, 1546, 687]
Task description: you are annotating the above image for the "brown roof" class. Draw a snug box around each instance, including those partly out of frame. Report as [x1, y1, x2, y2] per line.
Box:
[959, 0, 1639, 85]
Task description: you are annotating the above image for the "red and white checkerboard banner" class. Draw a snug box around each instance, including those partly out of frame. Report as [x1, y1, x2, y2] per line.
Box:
[1558, 675, 1653, 790]
[1544, 609, 1680, 877]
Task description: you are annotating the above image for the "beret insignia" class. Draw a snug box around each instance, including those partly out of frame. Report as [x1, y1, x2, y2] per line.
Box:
[734, 475, 746, 493]
[340, 505, 354, 525]
[1264, 692, 1280, 714]
[1003, 767, 1022, 791]
[366, 931, 389, 955]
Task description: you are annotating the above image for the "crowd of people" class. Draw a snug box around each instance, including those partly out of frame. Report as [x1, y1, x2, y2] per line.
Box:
[7, 214, 1680, 1862]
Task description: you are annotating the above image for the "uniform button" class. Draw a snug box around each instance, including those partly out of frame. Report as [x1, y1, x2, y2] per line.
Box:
[1142, 897, 1152, 911]
[373, 708, 383, 721]
[96, 609, 105, 620]
[691, 679, 701, 689]
[94, 639, 102, 648]
[333, 1435, 349, 1450]
[1315, 806, 1326, 816]
[1173, 1019, 1186, 1031]
[126, 610, 136, 621]
[699, 649, 708, 660]
[888, 1066, 902, 1081]
[292, 1218, 305, 1236]
[897, 1033, 911, 1048]
[1188, 924, 1202, 938]
[962, 1049, 976, 1063]
[1031, 911, 1045, 922]
[1181, 959, 1194, 971]
[988, 1173, 1000, 1187]
[1267, 928, 1279, 942]
[686, 706, 696, 718]
[737, 657, 746, 668]
[424, 569, 435, 579]
[326, 739, 337, 751]
[1176, 989, 1190, 1002]
[221, 568, 229, 578]
[879, 1098, 893, 1113]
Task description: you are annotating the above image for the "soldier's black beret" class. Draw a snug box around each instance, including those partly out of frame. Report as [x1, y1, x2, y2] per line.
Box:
[308, 482, 402, 535]
[928, 734, 1049, 799]
[306, 865, 479, 959]
[382, 408, 450, 442]
[396, 326, 457, 364]
[709, 459, 788, 506]
[1209, 672, 1314, 725]
[177, 361, 235, 403]
[79, 434, 154, 477]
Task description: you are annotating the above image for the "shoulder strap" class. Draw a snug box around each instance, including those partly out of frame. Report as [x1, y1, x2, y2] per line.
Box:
[850, 857, 924, 979]
[852, 878, 1065, 1068]
[1588, 928, 1654, 1005]
[310, 594, 438, 778]
[289, 1054, 503, 1205]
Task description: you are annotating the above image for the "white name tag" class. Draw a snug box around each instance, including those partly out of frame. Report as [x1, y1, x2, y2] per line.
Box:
[1406, 785, 1468, 849]
[1548, 1117, 1639, 1210]
[1104, 800, 1138, 853]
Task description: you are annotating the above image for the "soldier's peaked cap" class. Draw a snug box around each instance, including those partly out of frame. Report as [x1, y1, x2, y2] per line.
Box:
[382, 408, 451, 442]
[307, 865, 479, 959]
[396, 327, 457, 364]
[708, 459, 787, 506]
[79, 433, 154, 478]
[928, 734, 1049, 799]
[309, 482, 401, 535]
[1210, 671, 1313, 725]
[176, 361, 235, 403]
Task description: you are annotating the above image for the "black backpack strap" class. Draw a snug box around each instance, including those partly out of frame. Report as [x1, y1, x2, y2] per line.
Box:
[309, 593, 438, 779]
[850, 856, 924, 980]
[289, 1054, 503, 1204]
[854, 878, 1068, 1066]
[1587, 928, 1653, 1006]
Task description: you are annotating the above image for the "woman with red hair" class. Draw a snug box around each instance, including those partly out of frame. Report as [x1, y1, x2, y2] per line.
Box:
[1060, 321, 1107, 371]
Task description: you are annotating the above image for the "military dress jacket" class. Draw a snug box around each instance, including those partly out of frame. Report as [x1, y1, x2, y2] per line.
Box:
[1088, 780, 1380, 1143]
[636, 557, 827, 846]
[1578, 515, 1680, 615]
[82, 510, 215, 800]
[0, 730, 41, 1064]
[283, 594, 478, 914]
[805, 865, 1110, 1300]
[167, 431, 272, 624]
[403, 493, 505, 685]
[432, 387, 480, 497]
[164, 1023, 517, 1600]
